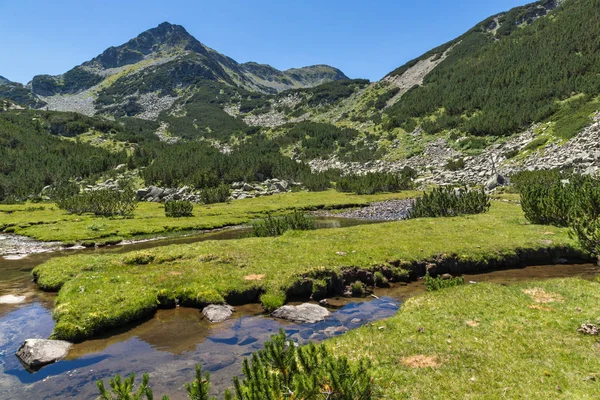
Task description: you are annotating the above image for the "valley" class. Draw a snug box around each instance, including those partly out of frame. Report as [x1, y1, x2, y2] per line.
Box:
[2, 0, 600, 398]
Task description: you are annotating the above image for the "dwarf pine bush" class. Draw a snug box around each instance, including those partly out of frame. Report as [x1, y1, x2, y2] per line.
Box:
[516, 170, 600, 260]
[57, 188, 137, 217]
[424, 273, 465, 292]
[97, 330, 375, 400]
[165, 200, 194, 217]
[250, 211, 316, 237]
[408, 186, 490, 218]
[336, 170, 415, 195]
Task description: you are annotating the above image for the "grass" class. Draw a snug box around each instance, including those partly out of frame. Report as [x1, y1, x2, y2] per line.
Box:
[0, 190, 415, 245]
[327, 278, 600, 398]
[31, 201, 581, 341]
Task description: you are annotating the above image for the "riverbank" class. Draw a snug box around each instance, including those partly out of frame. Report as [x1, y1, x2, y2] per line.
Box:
[31, 200, 588, 342]
[328, 277, 600, 398]
[2, 264, 598, 399]
[0, 190, 417, 247]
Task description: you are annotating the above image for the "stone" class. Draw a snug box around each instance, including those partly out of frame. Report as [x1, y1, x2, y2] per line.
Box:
[0, 294, 26, 304]
[136, 188, 149, 199]
[271, 303, 331, 324]
[578, 324, 600, 335]
[16, 339, 72, 370]
[485, 174, 506, 190]
[202, 304, 234, 323]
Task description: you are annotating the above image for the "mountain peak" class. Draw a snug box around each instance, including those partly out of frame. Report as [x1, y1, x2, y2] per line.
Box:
[86, 21, 206, 69]
[0, 75, 9, 85]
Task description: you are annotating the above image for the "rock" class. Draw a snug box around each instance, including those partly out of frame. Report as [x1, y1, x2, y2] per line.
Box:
[202, 304, 234, 323]
[271, 303, 331, 324]
[16, 339, 72, 370]
[136, 188, 149, 199]
[441, 273, 453, 280]
[0, 294, 26, 304]
[485, 174, 505, 190]
[578, 323, 600, 335]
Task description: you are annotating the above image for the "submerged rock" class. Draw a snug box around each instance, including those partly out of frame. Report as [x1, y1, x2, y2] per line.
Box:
[0, 294, 26, 304]
[16, 339, 72, 370]
[202, 304, 234, 323]
[271, 303, 331, 324]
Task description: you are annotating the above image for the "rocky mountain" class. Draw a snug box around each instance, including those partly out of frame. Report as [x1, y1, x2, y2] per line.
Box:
[20, 22, 347, 119]
[0, 76, 9, 85]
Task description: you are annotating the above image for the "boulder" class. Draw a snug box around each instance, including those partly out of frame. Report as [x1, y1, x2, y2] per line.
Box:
[136, 188, 149, 200]
[485, 174, 505, 190]
[147, 186, 164, 199]
[271, 303, 331, 324]
[202, 304, 234, 323]
[16, 339, 72, 370]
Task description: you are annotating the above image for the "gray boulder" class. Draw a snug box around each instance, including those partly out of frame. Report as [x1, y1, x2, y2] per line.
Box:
[16, 339, 72, 370]
[271, 303, 331, 324]
[202, 304, 234, 323]
[136, 188, 149, 200]
[485, 174, 505, 190]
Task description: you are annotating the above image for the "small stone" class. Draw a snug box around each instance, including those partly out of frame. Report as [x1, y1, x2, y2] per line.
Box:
[271, 303, 331, 324]
[202, 304, 234, 323]
[578, 323, 600, 335]
[16, 339, 72, 371]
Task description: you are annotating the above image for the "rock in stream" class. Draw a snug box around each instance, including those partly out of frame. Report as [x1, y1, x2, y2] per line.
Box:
[271, 303, 331, 324]
[16, 339, 72, 371]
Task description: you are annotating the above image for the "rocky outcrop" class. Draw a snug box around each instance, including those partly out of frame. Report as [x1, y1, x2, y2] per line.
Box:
[230, 178, 298, 200]
[16, 339, 72, 370]
[137, 186, 202, 203]
[310, 116, 600, 188]
[271, 303, 331, 324]
[202, 304, 234, 323]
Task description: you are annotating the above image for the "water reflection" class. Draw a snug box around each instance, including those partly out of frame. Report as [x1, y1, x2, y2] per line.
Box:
[0, 297, 400, 399]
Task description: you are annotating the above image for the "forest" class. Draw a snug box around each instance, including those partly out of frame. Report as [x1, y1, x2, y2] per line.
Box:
[384, 0, 600, 136]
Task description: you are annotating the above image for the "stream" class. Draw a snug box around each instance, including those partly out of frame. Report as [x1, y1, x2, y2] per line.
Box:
[0, 219, 598, 399]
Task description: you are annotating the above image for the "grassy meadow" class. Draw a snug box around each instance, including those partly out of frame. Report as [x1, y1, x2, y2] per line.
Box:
[31, 200, 581, 341]
[0, 190, 416, 245]
[328, 278, 600, 399]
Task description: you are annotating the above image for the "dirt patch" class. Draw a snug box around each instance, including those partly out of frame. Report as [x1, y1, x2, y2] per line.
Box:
[523, 287, 564, 303]
[244, 274, 266, 281]
[465, 320, 480, 327]
[169, 271, 182, 276]
[401, 355, 441, 368]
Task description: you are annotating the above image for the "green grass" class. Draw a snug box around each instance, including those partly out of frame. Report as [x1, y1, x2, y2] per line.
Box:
[0, 190, 415, 245]
[32, 201, 580, 341]
[328, 278, 600, 398]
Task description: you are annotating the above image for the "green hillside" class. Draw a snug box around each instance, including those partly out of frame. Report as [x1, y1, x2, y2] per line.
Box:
[383, 0, 600, 137]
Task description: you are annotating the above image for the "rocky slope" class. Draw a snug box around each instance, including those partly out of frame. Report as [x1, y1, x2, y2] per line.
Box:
[21, 22, 348, 120]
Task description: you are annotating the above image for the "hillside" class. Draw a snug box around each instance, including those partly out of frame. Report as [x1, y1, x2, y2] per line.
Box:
[235, 0, 600, 186]
[1, 0, 600, 203]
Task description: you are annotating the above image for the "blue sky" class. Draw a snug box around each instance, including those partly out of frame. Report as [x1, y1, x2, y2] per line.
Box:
[1, 0, 528, 84]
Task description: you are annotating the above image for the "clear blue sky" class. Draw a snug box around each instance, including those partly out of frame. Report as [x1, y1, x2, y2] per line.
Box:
[1, 0, 528, 84]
